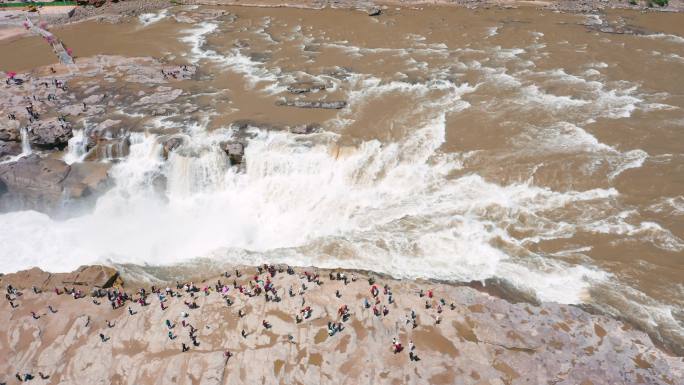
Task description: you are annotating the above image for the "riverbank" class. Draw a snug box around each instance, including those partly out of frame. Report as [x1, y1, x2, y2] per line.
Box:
[1, 264, 682, 384]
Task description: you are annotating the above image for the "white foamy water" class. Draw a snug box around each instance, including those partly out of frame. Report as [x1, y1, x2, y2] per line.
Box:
[0, 81, 616, 305]
[179, 22, 220, 64]
[3, 10, 684, 345]
[643, 33, 684, 44]
[138, 9, 168, 27]
[63, 127, 88, 165]
[20, 126, 31, 155]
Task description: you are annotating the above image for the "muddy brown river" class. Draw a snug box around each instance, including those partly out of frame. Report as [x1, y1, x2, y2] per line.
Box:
[0, 5, 682, 353]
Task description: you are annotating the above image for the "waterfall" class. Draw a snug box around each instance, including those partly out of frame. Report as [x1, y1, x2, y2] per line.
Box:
[20, 126, 31, 155]
[64, 127, 88, 164]
[166, 147, 230, 197]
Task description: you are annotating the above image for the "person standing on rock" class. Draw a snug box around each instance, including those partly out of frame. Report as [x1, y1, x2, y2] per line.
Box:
[392, 338, 403, 354]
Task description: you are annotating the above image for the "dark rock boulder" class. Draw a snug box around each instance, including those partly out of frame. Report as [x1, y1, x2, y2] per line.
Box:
[276, 100, 347, 109]
[231, 120, 281, 132]
[0, 154, 111, 213]
[220, 141, 245, 165]
[0, 154, 71, 212]
[28, 117, 72, 149]
[159, 135, 185, 159]
[249, 52, 272, 63]
[290, 123, 322, 135]
[62, 161, 112, 200]
[0, 141, 22, 158]
[287, 81, 327, 94]
[0, 120, 21, 142]
[368, 7, 382, 16]
[84, 120, 130, 161]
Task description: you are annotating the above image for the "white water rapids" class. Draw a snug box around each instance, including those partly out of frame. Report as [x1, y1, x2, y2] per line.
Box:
[1, 12, 682, 330]
[0, 84, 610, 304]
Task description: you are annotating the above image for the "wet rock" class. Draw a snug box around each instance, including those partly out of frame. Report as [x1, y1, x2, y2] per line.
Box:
[229, 120, 322, 136]
[219, 141, 245, 165]
[368, 7, 382, 16]
[302, 44, 319, 52]
[321, 66, 353, 81]
[233, 39, 250, 49]
[0, 154, 70, 212]
[286, 81, 327, 94]
[276, 99, 347, 109]
[159, 135, 185, 159]
[0, 153, 111, 212]
[62, 161, 112, 199]
[85, 137, 130, 161]
[249, 52, 272, 63]
[231, 120, 281, 132]
[0, 120, 21, 142]
[28, 117, 72, 149]
[92, 119, 123, 135]
[582, 14, 647, 35]
[0, 141, 22, 158]
[229, 120, 280, 142]
[290, 123, 322, 135]
[84, 119, 129, 160]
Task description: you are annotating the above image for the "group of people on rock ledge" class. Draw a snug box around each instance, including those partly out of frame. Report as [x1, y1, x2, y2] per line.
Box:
[4, 263, 457, 382]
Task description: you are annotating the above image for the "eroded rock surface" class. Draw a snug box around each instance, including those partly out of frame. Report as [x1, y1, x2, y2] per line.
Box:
[286, 81, 327, 94]
[0, 265, 681, 385]
[0, 154, 110, 212]
[0, 56, 198, 213]
[27, 117, 72, 149]
[0, 140, 21, 158]
[0, 154, 71, 212]
[0, 120, 20, 142]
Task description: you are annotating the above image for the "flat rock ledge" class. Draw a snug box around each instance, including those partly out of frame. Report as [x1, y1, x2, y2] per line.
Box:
[1, 264, 681, 385]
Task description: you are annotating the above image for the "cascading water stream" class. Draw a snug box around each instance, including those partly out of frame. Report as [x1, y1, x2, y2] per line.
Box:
[64, 124, 88, 164]
[20, 126, 31, 155]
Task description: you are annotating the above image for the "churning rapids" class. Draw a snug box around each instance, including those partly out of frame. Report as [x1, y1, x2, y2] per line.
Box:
[0, 5, 682, 351]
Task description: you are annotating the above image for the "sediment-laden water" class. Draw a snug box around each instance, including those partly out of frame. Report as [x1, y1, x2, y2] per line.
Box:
[0, 5, 682, 352]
